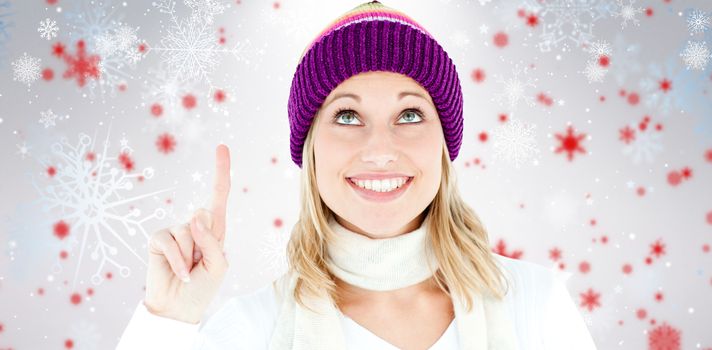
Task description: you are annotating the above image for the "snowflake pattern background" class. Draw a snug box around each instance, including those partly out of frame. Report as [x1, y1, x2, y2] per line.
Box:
[1, 0, 712, 349]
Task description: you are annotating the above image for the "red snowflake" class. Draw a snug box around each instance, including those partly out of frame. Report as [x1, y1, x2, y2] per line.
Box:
[478, 131, 488, 142]
[150, 103, 163, 117]
[619, 125, 636, 144]
[627, 92, 640, 105]
[53, 220, 70, 240]
[705, 149, 712, 163]
[525, 13, 539, 27]
[118, 152, 135, 171]
[598, 55, 610, 67]
[537, 92, 553, 106]
[549, 247, 562, 261]
[182, 93, 197, 110]
[51, 41, 65, 57]
[156, 133, 176, 154]
[214, 89, 227, 103]
[579, 288, 601, 312]
[554, 125, 587, 161]
[471, 68, 486, 83]
[59, 40, 101, 87]
[648, 322, 681, 350]
[658, 78, 672, 93]
[650, 239, 666, 258]
[70, 292, 82, 305]
[493, 31, 508, 48]
[492, 239, 523, 259]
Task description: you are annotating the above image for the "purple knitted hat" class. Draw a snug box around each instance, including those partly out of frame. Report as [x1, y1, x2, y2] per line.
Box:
[287, 0, 464, 168]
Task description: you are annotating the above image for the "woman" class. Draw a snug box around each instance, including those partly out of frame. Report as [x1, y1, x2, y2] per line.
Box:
[117, 1, 598, 349]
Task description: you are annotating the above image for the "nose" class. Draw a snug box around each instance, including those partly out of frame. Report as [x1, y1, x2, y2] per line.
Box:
[360, 125, 398, 167]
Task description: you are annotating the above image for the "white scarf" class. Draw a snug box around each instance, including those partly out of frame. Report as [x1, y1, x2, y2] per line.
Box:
[268, 215, 519, 349]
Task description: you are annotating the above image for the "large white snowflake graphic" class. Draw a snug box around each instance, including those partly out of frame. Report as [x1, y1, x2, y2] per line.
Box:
[491, 118, 541, 168]
[492, 63, 538, 112]
[521, 0, 609, 52]
[148, 0, 264, 87]
[612, 0, 644, 29]
[33, 131, 171, 287]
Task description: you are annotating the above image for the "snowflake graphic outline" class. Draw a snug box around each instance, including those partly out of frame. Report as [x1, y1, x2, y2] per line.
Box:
[32, 130, 172, 287]
[491, 118, 541, 168]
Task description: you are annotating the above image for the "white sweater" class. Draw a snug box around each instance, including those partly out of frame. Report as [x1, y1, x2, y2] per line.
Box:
[116, 254, 598, 349]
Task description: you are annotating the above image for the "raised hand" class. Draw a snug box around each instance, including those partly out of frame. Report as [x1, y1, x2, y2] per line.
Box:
[144, 144, 232, 324]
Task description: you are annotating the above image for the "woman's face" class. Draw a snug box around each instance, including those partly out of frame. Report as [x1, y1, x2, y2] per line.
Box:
[313, 71, 444, 239]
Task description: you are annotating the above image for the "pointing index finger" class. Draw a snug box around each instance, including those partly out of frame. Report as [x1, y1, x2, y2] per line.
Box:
[211, 144, 231, 240]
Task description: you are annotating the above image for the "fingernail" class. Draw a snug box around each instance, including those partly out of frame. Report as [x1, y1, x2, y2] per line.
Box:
[193, 250, 202, 261]
[180, 269, 191, 283]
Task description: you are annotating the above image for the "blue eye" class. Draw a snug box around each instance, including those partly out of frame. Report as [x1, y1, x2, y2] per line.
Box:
[332, 108, 424, 125]
[333, 109, 359, 125]
[399, 110, 423, 123]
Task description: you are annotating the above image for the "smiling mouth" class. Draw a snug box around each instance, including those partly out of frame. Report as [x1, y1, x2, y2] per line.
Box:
[345, 176, 414, 192]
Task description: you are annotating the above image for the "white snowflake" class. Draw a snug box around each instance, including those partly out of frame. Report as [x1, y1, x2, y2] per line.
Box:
[583, 60, 608, 83]
[260, 229, 290, 275]
[154, 12, 223, 83]
[39, 109, 60, 128]
[63, 0, 123, 45]
[185, 0, 229, 24]
[612, 0, 644, 29]
[680, 40, 711, 71]
[150, 1, 264, 87]
[16, 142, 31, 159]
[11, 52, 41, 87]
[687, 9, 710, 35]
[581, 40, 611, 83]
[141, 63, 196, 121]
[88, 24, 144, 98]
[621, 124, 663, 164]
[491, 118, 541, 168]
[584, 39, 612, 57]
[522, 0, 608, 52]
[479, 24, 489, 34]
[37, 17, 58, 40]
[33, 131, 171, 287]
[492, 63, 538, 112]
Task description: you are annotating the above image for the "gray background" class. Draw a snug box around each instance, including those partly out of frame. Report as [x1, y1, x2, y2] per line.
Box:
[1, 0, 711, 348]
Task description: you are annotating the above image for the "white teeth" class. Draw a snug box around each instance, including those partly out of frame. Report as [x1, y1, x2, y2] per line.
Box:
[350, 177, 408, 192]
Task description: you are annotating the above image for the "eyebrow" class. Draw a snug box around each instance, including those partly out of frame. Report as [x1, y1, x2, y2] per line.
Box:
[323, 91, 430, 108]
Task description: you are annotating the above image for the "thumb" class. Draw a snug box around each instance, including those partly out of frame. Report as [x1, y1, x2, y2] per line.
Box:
[190, 213, 226, 275]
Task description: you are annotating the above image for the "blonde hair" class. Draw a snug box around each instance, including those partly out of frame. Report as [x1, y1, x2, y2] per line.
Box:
[285, 114, 510, 314]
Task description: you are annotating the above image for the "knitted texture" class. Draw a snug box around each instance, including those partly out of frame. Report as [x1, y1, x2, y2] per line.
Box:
[287, 0, 464, 168]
